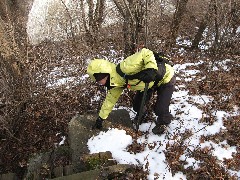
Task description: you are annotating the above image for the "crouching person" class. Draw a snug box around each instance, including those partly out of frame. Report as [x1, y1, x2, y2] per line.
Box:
[87, 48, 175, 135]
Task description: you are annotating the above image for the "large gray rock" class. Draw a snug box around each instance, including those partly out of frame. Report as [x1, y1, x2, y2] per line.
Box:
[22, 109, 133, 179]
[108, 109, 133, 128]
[25, 146, 71, 179]
[68, 109, 132, 172]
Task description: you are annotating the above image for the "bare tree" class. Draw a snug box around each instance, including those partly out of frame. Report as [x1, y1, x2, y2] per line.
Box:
[166, 0, 189, 49]
[212, 0, 219, 49]
[230, 0, 240, 35]
[112, 0, 148, 56]
[191, 0, 215, 49]
[0, 0, 31, 138]
[205, 0, 240, 54]
[80, 0, 106, 47]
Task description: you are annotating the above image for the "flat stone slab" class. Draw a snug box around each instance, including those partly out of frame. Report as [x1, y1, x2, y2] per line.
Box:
[50, 164, 132, 180]
[0, 173, 18, 180]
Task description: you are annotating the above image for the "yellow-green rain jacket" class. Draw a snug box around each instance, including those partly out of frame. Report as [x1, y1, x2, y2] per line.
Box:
[87, 48, 174, 119]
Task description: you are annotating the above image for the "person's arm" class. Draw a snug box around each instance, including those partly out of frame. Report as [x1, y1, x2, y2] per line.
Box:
[99, 87, 124, 119]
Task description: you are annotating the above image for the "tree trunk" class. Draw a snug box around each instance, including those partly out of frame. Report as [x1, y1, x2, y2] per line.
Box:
[122, 15, 131, 56]
[0, 0, 32, 135]
[191, 0, 215, 49]
[229, 0, 239, 35]
[81, 0, 105, 47]
[213, 0, 219, 49]
[166, 0, 189, 49]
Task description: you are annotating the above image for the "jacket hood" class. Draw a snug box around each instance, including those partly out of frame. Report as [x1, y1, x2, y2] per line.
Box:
[87, 59, 125, 87]
[87, 59, 114, 81]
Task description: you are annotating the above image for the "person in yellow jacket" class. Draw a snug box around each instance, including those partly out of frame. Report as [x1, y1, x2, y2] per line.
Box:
[87, 48, 175, 134]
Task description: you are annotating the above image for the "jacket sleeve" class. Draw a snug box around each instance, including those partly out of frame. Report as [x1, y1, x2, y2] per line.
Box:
[99, 87, 124, 119]
[141, 48, 158, 70]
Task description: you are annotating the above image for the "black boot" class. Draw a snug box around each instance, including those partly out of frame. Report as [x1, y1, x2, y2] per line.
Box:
[152, 115, 172, 135]
[152, 124, 167, 135]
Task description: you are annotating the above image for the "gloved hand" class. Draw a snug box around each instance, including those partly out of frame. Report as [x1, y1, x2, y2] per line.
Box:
[137, 69, 157, 83]
[92, 116, 103, 130]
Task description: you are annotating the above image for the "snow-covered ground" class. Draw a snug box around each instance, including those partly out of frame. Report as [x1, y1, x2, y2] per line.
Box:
[87, 62, 239, 180]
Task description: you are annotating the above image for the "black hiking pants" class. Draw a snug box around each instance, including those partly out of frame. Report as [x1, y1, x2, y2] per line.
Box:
[133, 75, 176, 125]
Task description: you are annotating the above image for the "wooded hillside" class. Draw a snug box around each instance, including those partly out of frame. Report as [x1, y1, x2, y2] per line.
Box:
[0, 0, 239, 179]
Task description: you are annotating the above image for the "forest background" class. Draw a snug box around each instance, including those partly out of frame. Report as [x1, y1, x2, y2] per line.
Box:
[0, 0, 239, 179]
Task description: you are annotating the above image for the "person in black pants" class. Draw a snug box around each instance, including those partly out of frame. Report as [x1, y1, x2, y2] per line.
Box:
[87, 49, 175, 135]
[133, 55, 176, 134]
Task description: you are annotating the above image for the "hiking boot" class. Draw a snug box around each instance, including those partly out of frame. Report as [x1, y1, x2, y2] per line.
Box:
[152, 124, 167, 135]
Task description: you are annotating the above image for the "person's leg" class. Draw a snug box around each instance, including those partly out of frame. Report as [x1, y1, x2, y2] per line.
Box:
[133, 89, 154, 113]
[132, 88, 154, 123]
[152, 76, 176, 134]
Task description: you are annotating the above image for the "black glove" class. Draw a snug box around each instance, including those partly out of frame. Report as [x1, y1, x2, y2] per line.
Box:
[92, 116, 103, 130]
[138, 69, 157, 83]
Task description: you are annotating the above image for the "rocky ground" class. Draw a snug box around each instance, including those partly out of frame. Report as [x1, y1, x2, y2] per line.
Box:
[0, 54, 239, 179]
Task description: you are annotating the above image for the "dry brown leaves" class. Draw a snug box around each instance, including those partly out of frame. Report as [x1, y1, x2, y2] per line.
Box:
[164, 54, 239, 179]
[1, 43, 239, 179]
